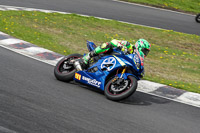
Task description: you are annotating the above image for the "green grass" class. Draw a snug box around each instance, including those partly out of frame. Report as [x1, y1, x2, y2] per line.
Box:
[0, 11, 200, 93]
[121, 0, 200, 14]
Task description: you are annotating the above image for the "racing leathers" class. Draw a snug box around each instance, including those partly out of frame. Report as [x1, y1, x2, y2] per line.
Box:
[82, 39, 135, 64]
[74, 39, 149, 76]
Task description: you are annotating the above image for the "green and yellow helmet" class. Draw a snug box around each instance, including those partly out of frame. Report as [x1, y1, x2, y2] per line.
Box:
[135, 39, 151, 57]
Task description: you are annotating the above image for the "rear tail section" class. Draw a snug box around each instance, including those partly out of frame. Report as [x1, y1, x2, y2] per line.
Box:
[87, 41, 97, 52]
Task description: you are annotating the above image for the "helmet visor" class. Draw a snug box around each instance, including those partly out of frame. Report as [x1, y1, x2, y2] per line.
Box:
[142, 48, 150, 57]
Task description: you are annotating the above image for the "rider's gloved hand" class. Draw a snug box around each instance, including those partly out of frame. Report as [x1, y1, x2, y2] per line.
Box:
[116, 43, 130, 54]
[122, 47, 130, 54]
[117, 43, 123, 50]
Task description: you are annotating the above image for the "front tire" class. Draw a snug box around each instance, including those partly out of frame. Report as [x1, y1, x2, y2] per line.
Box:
[195, 14, 200, 23]
[104, 75, 138, 101]
[54, 54, 82, 82]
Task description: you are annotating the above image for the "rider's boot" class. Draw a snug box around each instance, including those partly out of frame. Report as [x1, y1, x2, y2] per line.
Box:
[74, 51, 97, 71]
[73, 59, 83, 71]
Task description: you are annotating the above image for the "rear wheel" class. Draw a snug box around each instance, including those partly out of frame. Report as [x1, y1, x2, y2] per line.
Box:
[54, 54, 82, 82]
[104, 75, 138, 101]
[195, 14, 200, 23]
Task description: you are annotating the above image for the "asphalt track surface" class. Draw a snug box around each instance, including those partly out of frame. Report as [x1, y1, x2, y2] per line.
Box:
[1, 46, 200, 133]
[0, 0, 199, 35]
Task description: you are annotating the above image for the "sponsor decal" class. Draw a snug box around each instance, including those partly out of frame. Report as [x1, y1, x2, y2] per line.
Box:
[133, 55, 140, 69]
[113, 55, 125, 66]
[134, 55, 139, 63]
[82, 76, 101, 88]
[75, 73, 81, 80]
[101, 57, 116, 71]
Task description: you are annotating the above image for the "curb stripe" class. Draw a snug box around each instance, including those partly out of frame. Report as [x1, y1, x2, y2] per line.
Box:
[152, 86, 186, 99]
[0, 44, 59, 66]
[137, 80, 165, 93]
[177, 92, 200, 106]
[23, 47, 53, 55]
[36, 52, 63, 60]
[0, 38, 26, 45]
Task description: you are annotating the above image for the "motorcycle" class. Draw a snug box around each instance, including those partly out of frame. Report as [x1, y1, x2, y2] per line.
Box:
[195, 13, 200, 23]
[54, 41, 144, 101]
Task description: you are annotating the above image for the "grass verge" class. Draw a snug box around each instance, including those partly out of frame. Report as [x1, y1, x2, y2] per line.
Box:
[0, 11, 200, 93]
[121, 0, 200, 14]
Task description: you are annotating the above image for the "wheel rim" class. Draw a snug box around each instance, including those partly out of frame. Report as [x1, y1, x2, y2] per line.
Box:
[111, 80, 128, 92]
[107, 78, 133, 95]
[58, 56, 80, 74]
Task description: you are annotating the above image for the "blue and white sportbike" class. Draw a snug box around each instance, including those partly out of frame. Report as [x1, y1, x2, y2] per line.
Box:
[54, 41, 144, 101]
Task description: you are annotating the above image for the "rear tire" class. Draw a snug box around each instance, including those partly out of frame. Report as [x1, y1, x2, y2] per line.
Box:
[195, 14, 200, 23]
[54, 54, 82, 82]
[104, 75, 137, 101]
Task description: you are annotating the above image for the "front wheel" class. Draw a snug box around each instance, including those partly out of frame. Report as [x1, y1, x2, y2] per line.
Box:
[54, 54, 82, 82]
[104, 75, 138, 101]
[195, 14, 200, 23]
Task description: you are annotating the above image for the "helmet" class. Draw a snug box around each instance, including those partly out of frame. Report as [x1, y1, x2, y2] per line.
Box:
[135, 39, 151, 57]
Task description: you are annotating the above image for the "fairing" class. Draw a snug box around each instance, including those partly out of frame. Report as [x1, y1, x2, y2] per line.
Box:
[74, 47, 143, 91]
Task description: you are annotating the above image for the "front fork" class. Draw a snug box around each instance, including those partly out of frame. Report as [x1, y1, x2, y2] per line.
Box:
[112, 67, 127, 83]
[120, 67, 127, 78]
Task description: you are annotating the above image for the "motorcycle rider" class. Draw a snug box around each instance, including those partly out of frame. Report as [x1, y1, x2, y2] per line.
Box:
[74, 39, 151, 72]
